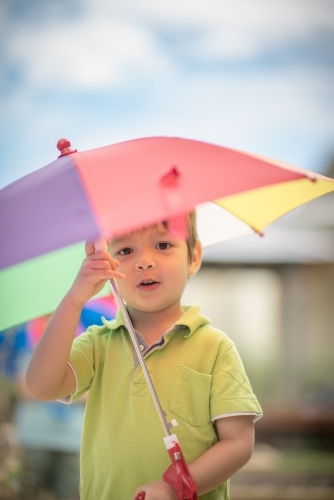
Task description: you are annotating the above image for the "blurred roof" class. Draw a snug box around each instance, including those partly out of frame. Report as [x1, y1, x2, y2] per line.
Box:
[203, 158, 334, 264]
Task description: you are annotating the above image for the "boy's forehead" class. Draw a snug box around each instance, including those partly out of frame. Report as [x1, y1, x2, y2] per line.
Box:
[110, 224, 168, 245]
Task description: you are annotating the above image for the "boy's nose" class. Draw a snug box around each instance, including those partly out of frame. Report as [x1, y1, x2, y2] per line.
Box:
[135, 254, 156, 271]
[136, 263, 154, 270]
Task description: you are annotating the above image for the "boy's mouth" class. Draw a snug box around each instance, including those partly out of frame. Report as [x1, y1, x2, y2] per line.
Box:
[137, 279, 160, 291]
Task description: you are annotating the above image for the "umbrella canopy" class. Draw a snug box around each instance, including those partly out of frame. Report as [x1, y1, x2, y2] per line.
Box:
[1, 136, 334, 330]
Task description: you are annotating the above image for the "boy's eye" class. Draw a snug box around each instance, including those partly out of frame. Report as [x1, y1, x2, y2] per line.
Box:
[118, 247, 133, 256]
[156, 242, 171, 250]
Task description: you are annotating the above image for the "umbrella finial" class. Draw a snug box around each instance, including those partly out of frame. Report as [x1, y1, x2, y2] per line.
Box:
[57, 138, 77, 157]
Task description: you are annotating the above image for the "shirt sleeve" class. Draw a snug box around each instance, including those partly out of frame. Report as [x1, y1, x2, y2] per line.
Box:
[68, 328, 96, 401]
[210, 343, 263, 421]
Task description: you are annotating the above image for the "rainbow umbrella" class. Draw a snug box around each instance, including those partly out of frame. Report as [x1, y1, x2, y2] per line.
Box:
[1, 136, 334, 331]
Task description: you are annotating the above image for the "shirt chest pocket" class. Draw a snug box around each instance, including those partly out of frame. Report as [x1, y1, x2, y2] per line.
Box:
[169, 365, 212, 427]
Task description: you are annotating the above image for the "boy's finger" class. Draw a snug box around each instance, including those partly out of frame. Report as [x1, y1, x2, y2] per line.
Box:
[87, 251, 119, 270]
[86, 270, 125, 281]
[85, 241, 96, 257]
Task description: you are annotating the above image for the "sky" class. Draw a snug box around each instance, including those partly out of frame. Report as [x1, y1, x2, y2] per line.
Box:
[1, 0, 334, 189]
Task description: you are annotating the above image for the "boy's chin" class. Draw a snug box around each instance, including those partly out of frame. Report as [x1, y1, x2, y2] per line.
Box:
[126, 301, 181, 315]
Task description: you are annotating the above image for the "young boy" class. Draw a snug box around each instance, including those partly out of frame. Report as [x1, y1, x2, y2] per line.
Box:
[26, 214, 262, 500]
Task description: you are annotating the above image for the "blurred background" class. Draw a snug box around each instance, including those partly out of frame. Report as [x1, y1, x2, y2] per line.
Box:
[1, 0, 334, 498]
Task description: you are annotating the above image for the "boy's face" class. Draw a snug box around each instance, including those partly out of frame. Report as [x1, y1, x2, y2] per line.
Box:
[109, 225, 201, 317]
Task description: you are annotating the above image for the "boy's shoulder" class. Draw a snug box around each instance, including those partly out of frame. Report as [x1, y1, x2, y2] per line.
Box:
[178, 304, 234, 348]
[78, 311, 126, 339]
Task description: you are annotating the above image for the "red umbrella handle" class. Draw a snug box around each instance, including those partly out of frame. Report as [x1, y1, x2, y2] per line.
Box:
[135, 437, 197, 500]
[134, 438, 197, 499]
[162, 439, 197, 500]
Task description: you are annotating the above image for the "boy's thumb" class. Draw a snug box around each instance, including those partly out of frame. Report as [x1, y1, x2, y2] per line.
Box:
[94, 236, 108, 252]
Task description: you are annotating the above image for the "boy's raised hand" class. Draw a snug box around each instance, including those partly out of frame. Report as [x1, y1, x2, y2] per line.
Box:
[67, 240, 125, 308]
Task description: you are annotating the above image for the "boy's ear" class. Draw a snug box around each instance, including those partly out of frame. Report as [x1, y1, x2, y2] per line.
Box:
[189, 240, 202, 277]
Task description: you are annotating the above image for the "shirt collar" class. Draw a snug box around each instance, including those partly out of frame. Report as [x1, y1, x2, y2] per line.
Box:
[101, 304, 210, 338]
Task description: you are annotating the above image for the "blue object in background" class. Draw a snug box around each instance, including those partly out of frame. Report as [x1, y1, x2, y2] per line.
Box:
[0, 324, 28, 379]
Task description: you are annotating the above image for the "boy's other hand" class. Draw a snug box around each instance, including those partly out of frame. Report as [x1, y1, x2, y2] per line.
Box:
[67, 240, 125, 308]
[133, 480, 177, 500]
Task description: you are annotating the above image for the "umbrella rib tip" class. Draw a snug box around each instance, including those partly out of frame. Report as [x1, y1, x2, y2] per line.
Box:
[251, 227, 264, 237]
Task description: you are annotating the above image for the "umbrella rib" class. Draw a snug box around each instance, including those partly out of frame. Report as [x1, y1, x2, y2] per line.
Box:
[110, 278, 171, 437]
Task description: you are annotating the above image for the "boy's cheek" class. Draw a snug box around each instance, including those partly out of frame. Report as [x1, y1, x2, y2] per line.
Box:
[116, 266, 126, 277]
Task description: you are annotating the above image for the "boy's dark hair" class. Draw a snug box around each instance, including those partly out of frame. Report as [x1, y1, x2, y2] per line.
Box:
[164, 212, 198, 262]
[185, 211, 198, 262]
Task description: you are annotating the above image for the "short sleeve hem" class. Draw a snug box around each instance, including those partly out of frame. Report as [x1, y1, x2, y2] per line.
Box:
[57, 362, 79, 405]
[212, 411, 263, 423]
[211, 397, 263, 421]
[68, 345, 94, 400]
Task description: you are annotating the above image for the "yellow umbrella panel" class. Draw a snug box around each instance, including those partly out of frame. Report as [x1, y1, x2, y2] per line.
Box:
[216, 177, 334, 235]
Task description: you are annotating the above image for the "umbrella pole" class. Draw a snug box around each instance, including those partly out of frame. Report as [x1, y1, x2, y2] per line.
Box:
[110, 278, 171, 437]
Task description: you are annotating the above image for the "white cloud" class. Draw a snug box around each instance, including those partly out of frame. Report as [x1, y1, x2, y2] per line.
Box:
[115, 0, 334, 30]
[4, 13, 171, 90]
[118, 0, 334, 59]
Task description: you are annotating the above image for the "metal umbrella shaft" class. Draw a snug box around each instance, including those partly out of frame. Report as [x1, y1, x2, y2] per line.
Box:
[110, 278, 171, 437]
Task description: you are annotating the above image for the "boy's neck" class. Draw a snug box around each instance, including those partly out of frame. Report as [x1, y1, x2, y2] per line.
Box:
[127, 302, 185, 346]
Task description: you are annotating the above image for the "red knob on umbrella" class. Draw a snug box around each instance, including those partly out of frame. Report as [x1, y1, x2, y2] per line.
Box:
[57, 138, 77, 157]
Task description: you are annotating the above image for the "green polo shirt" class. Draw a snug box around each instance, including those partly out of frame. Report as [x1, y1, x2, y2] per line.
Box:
[69, 305, 262, 500]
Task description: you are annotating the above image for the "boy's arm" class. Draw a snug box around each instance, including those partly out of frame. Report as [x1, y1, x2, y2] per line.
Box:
[187, 414, 254, 495]
[133, 415, 254, 500]
[26, 242, 124, 401]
